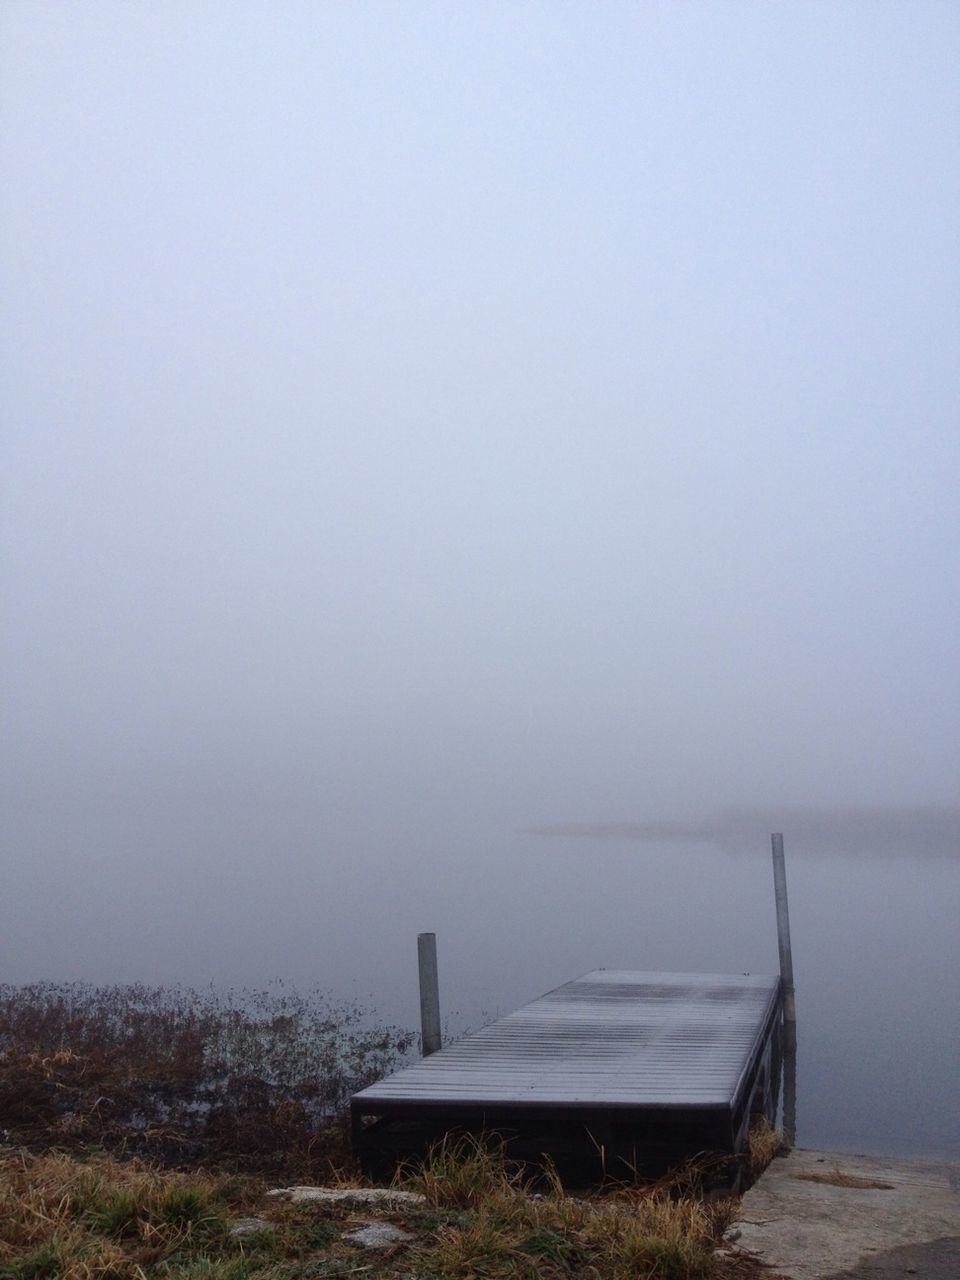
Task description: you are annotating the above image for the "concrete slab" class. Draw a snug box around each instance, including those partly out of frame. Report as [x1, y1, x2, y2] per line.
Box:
[734, 1147, 960, 1280]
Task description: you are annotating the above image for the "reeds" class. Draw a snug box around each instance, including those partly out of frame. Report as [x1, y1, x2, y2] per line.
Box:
[0, 982, 413, 1179]
[2, 985, 755, 1279]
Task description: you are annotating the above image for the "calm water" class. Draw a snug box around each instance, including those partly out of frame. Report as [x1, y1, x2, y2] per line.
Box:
[7, 811, 959, 1159]
[339, 831, 960, 1161]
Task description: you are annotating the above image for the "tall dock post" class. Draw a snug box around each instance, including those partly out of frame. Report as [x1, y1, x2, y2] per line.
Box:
[771, 833, 796, 1024]
[771, 832, 797, 1146]
[417, 932, 442, 1056]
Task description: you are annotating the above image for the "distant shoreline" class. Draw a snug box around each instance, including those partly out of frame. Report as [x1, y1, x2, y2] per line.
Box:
[524, 804, 960, 855]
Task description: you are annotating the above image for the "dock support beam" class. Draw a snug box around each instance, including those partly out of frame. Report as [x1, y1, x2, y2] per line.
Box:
[417, 932, 442, 1056]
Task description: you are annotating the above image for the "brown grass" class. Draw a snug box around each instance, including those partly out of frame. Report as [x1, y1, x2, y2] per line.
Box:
[0, 982, 766, 1279]
[0, 1136, 759, 1280]
[792, 1169, 894, 1189]
[0, 982, 413, 1180]
[746, 1118, 783, 1178]
[0, 1148, 262, 1280]
[400, 1133, 738, 1279]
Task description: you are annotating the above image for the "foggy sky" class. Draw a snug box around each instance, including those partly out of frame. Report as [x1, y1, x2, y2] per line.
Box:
[2, 4, 959, 989]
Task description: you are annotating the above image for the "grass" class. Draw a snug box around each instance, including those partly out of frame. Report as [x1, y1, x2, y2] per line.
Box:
[1, 984, 777, 1277]
[399, 1134, 739, 1278]
[0, 1149, 243, 1280]
[0, 982, 413, 1180]
[0, 1137, 758, 1280]
[791, 1169, 894, 1190]
[746, 1118, 783, 1178]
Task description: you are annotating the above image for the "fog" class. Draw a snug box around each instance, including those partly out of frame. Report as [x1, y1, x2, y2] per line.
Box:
[2, 5, 958, 1156]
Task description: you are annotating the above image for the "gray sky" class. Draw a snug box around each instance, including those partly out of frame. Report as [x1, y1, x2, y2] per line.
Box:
[2, 4, 959, 988]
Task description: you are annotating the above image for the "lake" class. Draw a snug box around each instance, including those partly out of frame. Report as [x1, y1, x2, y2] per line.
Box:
[6, 804, 958, 1160]
[336, 824, 960, 1162]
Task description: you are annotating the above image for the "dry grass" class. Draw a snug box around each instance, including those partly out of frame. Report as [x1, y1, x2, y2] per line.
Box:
[0, 982, 413, 1180]
[791, 1169, 894, 1189]
[399, 1134, 736, 1279]
[0, 1148, 261, 1280]
[1, 981, 763, 1280]
[0, 1138, 755, 1280]
[401, 1132, 531, 1208]
[746, 1118, 783, 1178]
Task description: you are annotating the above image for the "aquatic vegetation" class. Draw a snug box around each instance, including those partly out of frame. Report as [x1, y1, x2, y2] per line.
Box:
[0, 982, 413, 1179]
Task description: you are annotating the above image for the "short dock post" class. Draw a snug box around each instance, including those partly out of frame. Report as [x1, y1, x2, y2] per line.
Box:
[417, 932, 442, 1056]
[771, 833, 796, 1024]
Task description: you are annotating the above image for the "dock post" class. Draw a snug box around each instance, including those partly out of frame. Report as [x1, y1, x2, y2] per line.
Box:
[771, 832, 797, 1147]
[771, 833, 796, 1024]
[781, 1017, 798, 1148]
[417, 932, 442, 1056]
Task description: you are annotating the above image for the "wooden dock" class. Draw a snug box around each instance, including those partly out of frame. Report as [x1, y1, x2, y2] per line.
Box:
[352, 969, 784, 1183]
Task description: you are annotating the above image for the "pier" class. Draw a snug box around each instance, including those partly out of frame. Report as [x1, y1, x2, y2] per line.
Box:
[352, 968, 784, 1183]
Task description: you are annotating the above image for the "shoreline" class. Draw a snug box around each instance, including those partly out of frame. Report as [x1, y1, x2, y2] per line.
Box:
[734, 1146, 960, 1279]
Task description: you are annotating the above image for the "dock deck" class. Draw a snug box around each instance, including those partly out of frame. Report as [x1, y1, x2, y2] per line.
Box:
[352, 969, 783, 1182]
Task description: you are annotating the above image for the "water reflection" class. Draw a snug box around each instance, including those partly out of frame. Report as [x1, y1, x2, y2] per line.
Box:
[510, 814, 957, 1159]
[5, 802, 957, 1158]
[781, 1017, 798, 1148]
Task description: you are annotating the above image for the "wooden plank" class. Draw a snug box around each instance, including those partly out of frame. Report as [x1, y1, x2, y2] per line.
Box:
[353, 970, 780, 1113]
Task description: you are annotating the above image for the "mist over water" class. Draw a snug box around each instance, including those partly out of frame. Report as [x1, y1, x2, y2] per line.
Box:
[5, 795, 958, 1160]
[3, 6, 959, 1162]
